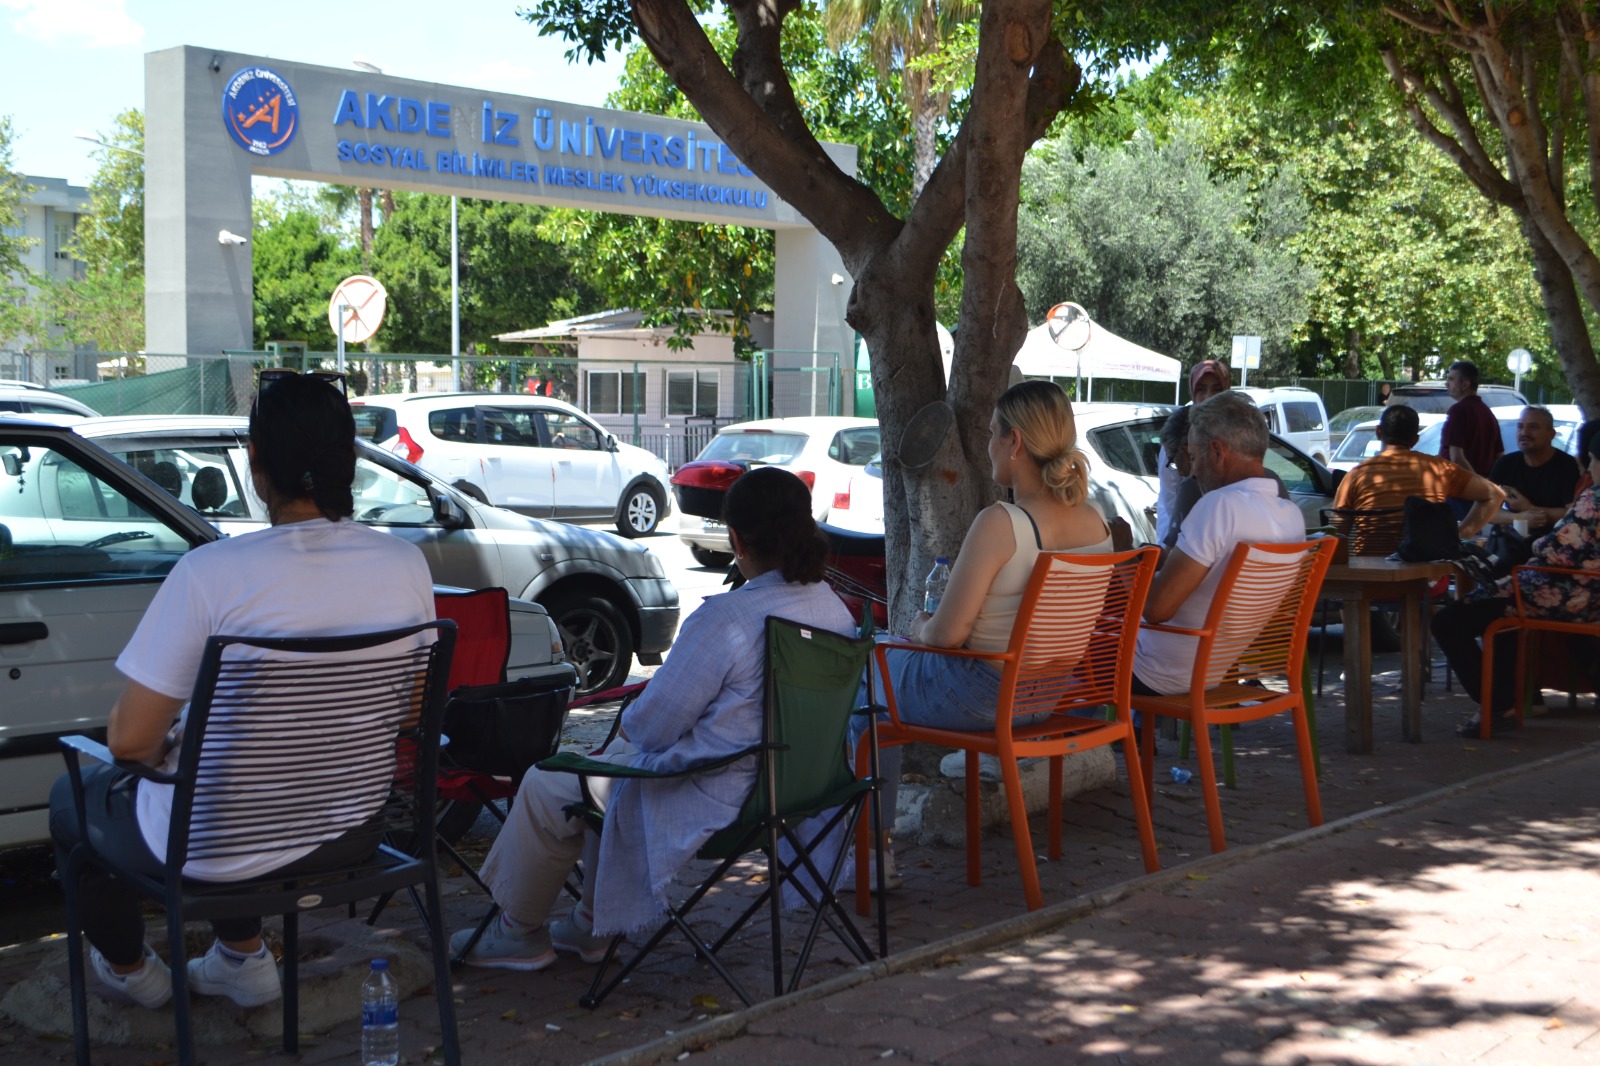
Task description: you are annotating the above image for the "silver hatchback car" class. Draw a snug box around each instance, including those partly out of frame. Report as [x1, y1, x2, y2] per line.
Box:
[72, 416, 680, 696]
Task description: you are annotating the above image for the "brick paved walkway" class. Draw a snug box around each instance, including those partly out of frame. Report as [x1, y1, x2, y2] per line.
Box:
[0, 655, 1595, 1065]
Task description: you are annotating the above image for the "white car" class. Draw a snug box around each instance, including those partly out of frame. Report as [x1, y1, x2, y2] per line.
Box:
[1235, 386, 1333, 466]
[671, 416, 881, 566]
[1328, 413, 1447, 473]
[0, 384, 99, 420]
[1414, 404, 1585, 460]
[71, 415, 680, 696]
[0, 417, 574, 849]
[350, 393, 673, 538]
[818, 402, 1341, 543]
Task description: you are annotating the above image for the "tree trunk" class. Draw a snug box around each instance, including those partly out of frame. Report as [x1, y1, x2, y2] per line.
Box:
[1343, 327, 1361, 379]
[358, 188, 374, 271]
[1519, 212, 1600, 414]
[632, 0, 1072, 627]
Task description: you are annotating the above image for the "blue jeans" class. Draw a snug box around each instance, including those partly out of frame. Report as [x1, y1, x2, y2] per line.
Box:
[851, 644, 1050, 835]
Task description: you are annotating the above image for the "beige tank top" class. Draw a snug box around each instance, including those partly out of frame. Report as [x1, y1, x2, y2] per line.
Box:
[966, 502, 1114, 655]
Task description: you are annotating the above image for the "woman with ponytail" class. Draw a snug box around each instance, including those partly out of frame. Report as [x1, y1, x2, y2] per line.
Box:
[48, 371, 435, 1011]
[863, 380, 1113, 887]
[451, 466, 855, 967]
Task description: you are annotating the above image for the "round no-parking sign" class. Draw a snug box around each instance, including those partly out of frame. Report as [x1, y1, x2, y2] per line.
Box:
[328, 275, 387, 344]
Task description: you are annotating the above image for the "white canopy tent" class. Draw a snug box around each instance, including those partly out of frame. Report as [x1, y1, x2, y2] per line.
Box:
[1012, 318, 1182, 402]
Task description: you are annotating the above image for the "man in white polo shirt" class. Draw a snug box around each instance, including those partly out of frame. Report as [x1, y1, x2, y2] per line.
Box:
[1134, 390, 1305, 695]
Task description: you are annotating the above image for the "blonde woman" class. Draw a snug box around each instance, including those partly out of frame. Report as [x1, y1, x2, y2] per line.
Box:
[861, 380, 1112, 886]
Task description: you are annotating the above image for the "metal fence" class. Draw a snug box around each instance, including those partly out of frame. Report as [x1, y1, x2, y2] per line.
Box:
[1061, 374, 1569, 410]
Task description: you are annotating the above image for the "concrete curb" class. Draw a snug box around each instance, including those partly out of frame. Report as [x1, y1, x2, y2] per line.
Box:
[584, 739, 1600, 1066]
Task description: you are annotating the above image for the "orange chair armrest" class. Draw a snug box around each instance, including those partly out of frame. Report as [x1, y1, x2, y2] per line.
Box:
[1136, 621, 1208, 639]
[871, 642, 1013, 726]
[1508, 564, 1600, 615]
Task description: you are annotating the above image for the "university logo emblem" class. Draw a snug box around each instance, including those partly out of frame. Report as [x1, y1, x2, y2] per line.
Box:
[222, 67, 299, 156]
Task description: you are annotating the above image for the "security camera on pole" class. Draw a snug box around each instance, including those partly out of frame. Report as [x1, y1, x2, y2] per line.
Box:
[328, 275, 387, 375]
[1507, 347, 1533, 394]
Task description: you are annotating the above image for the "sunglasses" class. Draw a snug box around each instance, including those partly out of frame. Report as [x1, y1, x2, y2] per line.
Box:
[257, 368, 347, 396]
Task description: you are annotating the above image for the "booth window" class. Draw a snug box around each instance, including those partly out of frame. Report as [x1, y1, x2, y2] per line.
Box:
[587, 370, 642, 416]
[666, 370, 718, 417]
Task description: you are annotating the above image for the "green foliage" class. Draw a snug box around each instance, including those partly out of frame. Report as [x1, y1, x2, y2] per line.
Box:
[371, 193, 598, 354]
[541, 8, 930, 349]
[1016, 124, 1315, 374]
[518, 0, 641, 64]
[0, 115, 37, 340]
[250, 193, 361, 348]
[69, 109, 144, 277]
[21, 109, 145, 351]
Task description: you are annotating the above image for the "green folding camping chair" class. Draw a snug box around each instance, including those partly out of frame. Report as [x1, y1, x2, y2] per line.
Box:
[538, 614, 885, 1008]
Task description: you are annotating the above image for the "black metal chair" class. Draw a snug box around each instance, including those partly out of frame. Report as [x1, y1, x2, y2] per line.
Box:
[57, 621, 459, 1066]
[537, 615, 886, 1008]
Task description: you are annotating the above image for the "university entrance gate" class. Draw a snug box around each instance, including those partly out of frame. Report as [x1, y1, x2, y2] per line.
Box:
[143, 46, 855, 387]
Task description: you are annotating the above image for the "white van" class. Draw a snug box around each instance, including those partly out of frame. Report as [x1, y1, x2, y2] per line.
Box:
[1235, 387, 1333, 466]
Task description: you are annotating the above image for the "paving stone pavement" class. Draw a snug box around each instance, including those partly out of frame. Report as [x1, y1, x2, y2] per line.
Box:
[1, 653, 1597, 1065]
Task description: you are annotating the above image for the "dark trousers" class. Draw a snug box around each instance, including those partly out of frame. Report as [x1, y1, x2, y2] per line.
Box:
[49, 765, 380, 967]
[1430, 596, 1519, 717]
[49, 765, 261, 966]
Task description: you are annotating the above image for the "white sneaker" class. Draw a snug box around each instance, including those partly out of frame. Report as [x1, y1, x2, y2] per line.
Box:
[90, 945, 172, 1008]
[449, 912, 557, 971]
[549, 906, 612, 964]
[186, 941, 282, 1007]
[940, 750, 1003, 783]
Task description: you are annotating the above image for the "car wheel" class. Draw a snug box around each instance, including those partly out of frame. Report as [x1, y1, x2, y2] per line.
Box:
[435, 799, 484, 845]
[617, 483, 663, 538]
[546, 592, 635, 696]
[452, 480, 490, 504]
[690, 545, 735, 568]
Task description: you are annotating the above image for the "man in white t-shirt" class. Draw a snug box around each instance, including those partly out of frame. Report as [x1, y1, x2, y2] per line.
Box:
[1134, 390, 1305, 695]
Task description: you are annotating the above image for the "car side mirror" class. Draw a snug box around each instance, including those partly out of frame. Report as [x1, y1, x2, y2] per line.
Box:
[604, 433, 619, 452]
[429, 488, 469, 529]
[1327, 467, 1345, 496]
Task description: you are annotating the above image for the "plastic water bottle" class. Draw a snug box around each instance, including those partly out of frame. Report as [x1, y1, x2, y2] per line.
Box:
[361, 958, 399, 1066]
[924, 557, 951, 614]
[1169, 766, 1192, 784]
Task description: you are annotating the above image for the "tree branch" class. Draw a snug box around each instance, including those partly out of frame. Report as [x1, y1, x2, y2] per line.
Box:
[895, 28, 1073, 281]
[1380, 47, 1520, 207]
[630, 0, 899, 273]
[1558, 2, 1600, 221]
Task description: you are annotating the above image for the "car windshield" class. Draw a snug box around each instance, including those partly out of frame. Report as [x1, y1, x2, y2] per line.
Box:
[699, 431, 808, 464]
[1334, 427, 1381, 463]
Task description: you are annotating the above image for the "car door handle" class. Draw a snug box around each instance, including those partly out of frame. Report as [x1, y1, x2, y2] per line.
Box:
[0, 621, 48, 645]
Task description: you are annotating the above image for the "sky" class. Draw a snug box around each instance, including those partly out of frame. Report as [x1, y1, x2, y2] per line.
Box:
[0, 0, 627, 186]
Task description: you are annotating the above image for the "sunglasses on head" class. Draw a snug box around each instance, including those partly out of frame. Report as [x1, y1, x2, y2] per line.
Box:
[257, 368, 347, 396]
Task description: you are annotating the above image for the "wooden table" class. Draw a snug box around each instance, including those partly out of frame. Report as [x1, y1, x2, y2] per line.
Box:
[1320, 557, 1455, 753]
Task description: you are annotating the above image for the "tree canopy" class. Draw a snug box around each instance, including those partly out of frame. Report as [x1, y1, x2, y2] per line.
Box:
[1084, 0, 1600, 409]
[0, 116, 37, 343]
[1016, 124, 1314, 377]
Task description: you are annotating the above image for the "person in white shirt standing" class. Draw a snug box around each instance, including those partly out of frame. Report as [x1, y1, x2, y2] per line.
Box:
[1134, 390, 1305, 696]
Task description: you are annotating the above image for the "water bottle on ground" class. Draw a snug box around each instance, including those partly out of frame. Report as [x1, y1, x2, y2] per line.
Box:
[1169, 766, 1192, 784]
[924, 557, 951, 614]
[361, 958, 399, 1066]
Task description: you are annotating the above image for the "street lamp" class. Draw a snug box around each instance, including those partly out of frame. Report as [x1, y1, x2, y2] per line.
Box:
[348, 58, 461, 390]
[73, 131, 143, 158]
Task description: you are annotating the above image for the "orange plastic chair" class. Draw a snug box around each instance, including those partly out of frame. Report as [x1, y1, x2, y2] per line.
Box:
[1478, 563, 1600, 739]
[1132, 538, 1335, 854]
[854, 547, 1162, 913]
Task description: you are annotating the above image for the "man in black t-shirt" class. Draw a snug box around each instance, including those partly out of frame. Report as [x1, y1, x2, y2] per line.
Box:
[1488, 406, 1581, 530]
